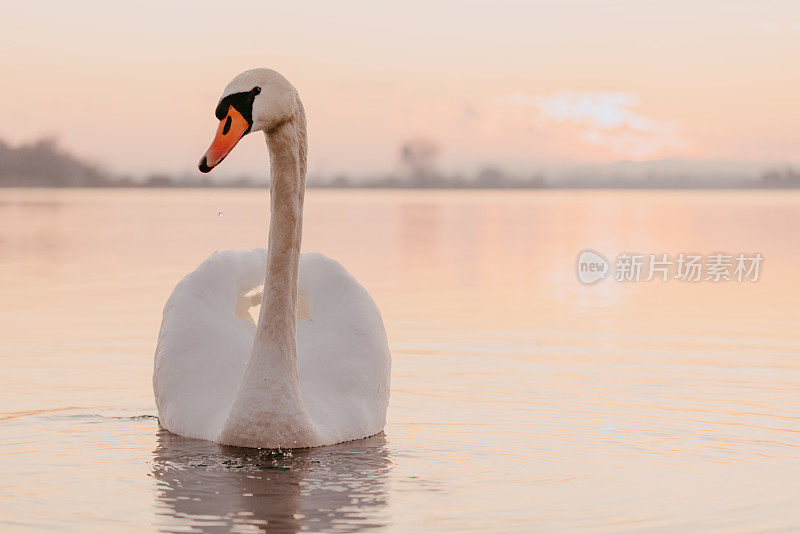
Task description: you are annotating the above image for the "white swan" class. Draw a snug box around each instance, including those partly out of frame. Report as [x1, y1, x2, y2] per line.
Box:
[153, 69, 391, 448]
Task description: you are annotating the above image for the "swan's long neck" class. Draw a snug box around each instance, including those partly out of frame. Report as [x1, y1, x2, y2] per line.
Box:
[258, 109, 307, 363]
[218, 105, 320, 448]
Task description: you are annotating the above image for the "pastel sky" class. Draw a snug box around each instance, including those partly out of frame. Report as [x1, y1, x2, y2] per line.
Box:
[2, 0, 799, 177]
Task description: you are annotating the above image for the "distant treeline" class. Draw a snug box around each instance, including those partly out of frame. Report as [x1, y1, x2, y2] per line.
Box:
[0, 138, 111, 187]
[1, 136, 799, 189]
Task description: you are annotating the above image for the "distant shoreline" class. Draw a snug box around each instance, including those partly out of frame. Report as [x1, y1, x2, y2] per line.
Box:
[3, 137, 799, 190]
[2, 184, 799, 190]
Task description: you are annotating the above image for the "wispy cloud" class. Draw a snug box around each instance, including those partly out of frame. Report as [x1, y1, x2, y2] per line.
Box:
[757, 20, 800, 32]
[498, 91, 686, 159]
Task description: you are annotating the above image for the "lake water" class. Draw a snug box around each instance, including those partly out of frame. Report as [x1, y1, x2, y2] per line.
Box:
[0, 188, 798, 533]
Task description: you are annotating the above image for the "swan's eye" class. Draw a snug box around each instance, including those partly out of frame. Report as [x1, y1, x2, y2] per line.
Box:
[222, 116, 232, 135]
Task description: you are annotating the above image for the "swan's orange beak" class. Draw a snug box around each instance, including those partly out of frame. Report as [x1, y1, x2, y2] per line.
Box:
[198, 107, 250, 173]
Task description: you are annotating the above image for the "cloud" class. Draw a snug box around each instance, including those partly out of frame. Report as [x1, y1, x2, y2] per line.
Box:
[537, 92, 657, 131]
[756, 20, 780, 32]
[756, 20, 800, 32]
[499, 91, 686, 159]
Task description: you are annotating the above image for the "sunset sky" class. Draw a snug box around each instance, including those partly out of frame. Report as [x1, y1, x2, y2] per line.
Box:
[2, 0, 799, 178]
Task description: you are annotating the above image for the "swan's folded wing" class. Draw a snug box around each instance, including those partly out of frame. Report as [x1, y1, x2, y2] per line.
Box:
[153, 249, 266, 441]
[297, 252, 392, 445]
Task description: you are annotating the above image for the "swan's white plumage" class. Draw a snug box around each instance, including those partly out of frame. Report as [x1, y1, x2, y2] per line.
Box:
[153, 249, 391, 446]
[155, 68, 390, 448]
[297, 252, 391, 444]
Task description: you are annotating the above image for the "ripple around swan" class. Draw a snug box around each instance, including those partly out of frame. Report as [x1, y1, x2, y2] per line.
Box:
[0, 408, 158, 424]
[151, 429, 392, 533]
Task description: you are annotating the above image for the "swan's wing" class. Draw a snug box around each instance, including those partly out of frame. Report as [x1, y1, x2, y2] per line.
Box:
[153, 249, 266, 441]
[297, 252, 391, 444]
[154, 249, 390, 445]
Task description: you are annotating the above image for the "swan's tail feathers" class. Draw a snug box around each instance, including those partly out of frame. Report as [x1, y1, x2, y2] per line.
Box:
[247, 291, 264, 307]
[235, 290, 263, 323]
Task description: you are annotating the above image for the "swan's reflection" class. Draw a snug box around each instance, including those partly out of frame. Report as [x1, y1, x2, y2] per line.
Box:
[152, 428, 391, 533]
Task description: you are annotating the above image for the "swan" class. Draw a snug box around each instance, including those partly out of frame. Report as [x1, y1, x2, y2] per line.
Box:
[153, 68, 391, 448]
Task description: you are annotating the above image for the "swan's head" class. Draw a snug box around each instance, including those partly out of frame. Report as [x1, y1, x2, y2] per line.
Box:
[199, 68, 300, 173]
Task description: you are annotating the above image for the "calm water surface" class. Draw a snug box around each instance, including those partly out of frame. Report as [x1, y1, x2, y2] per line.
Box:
[0, 189, 798, 532]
